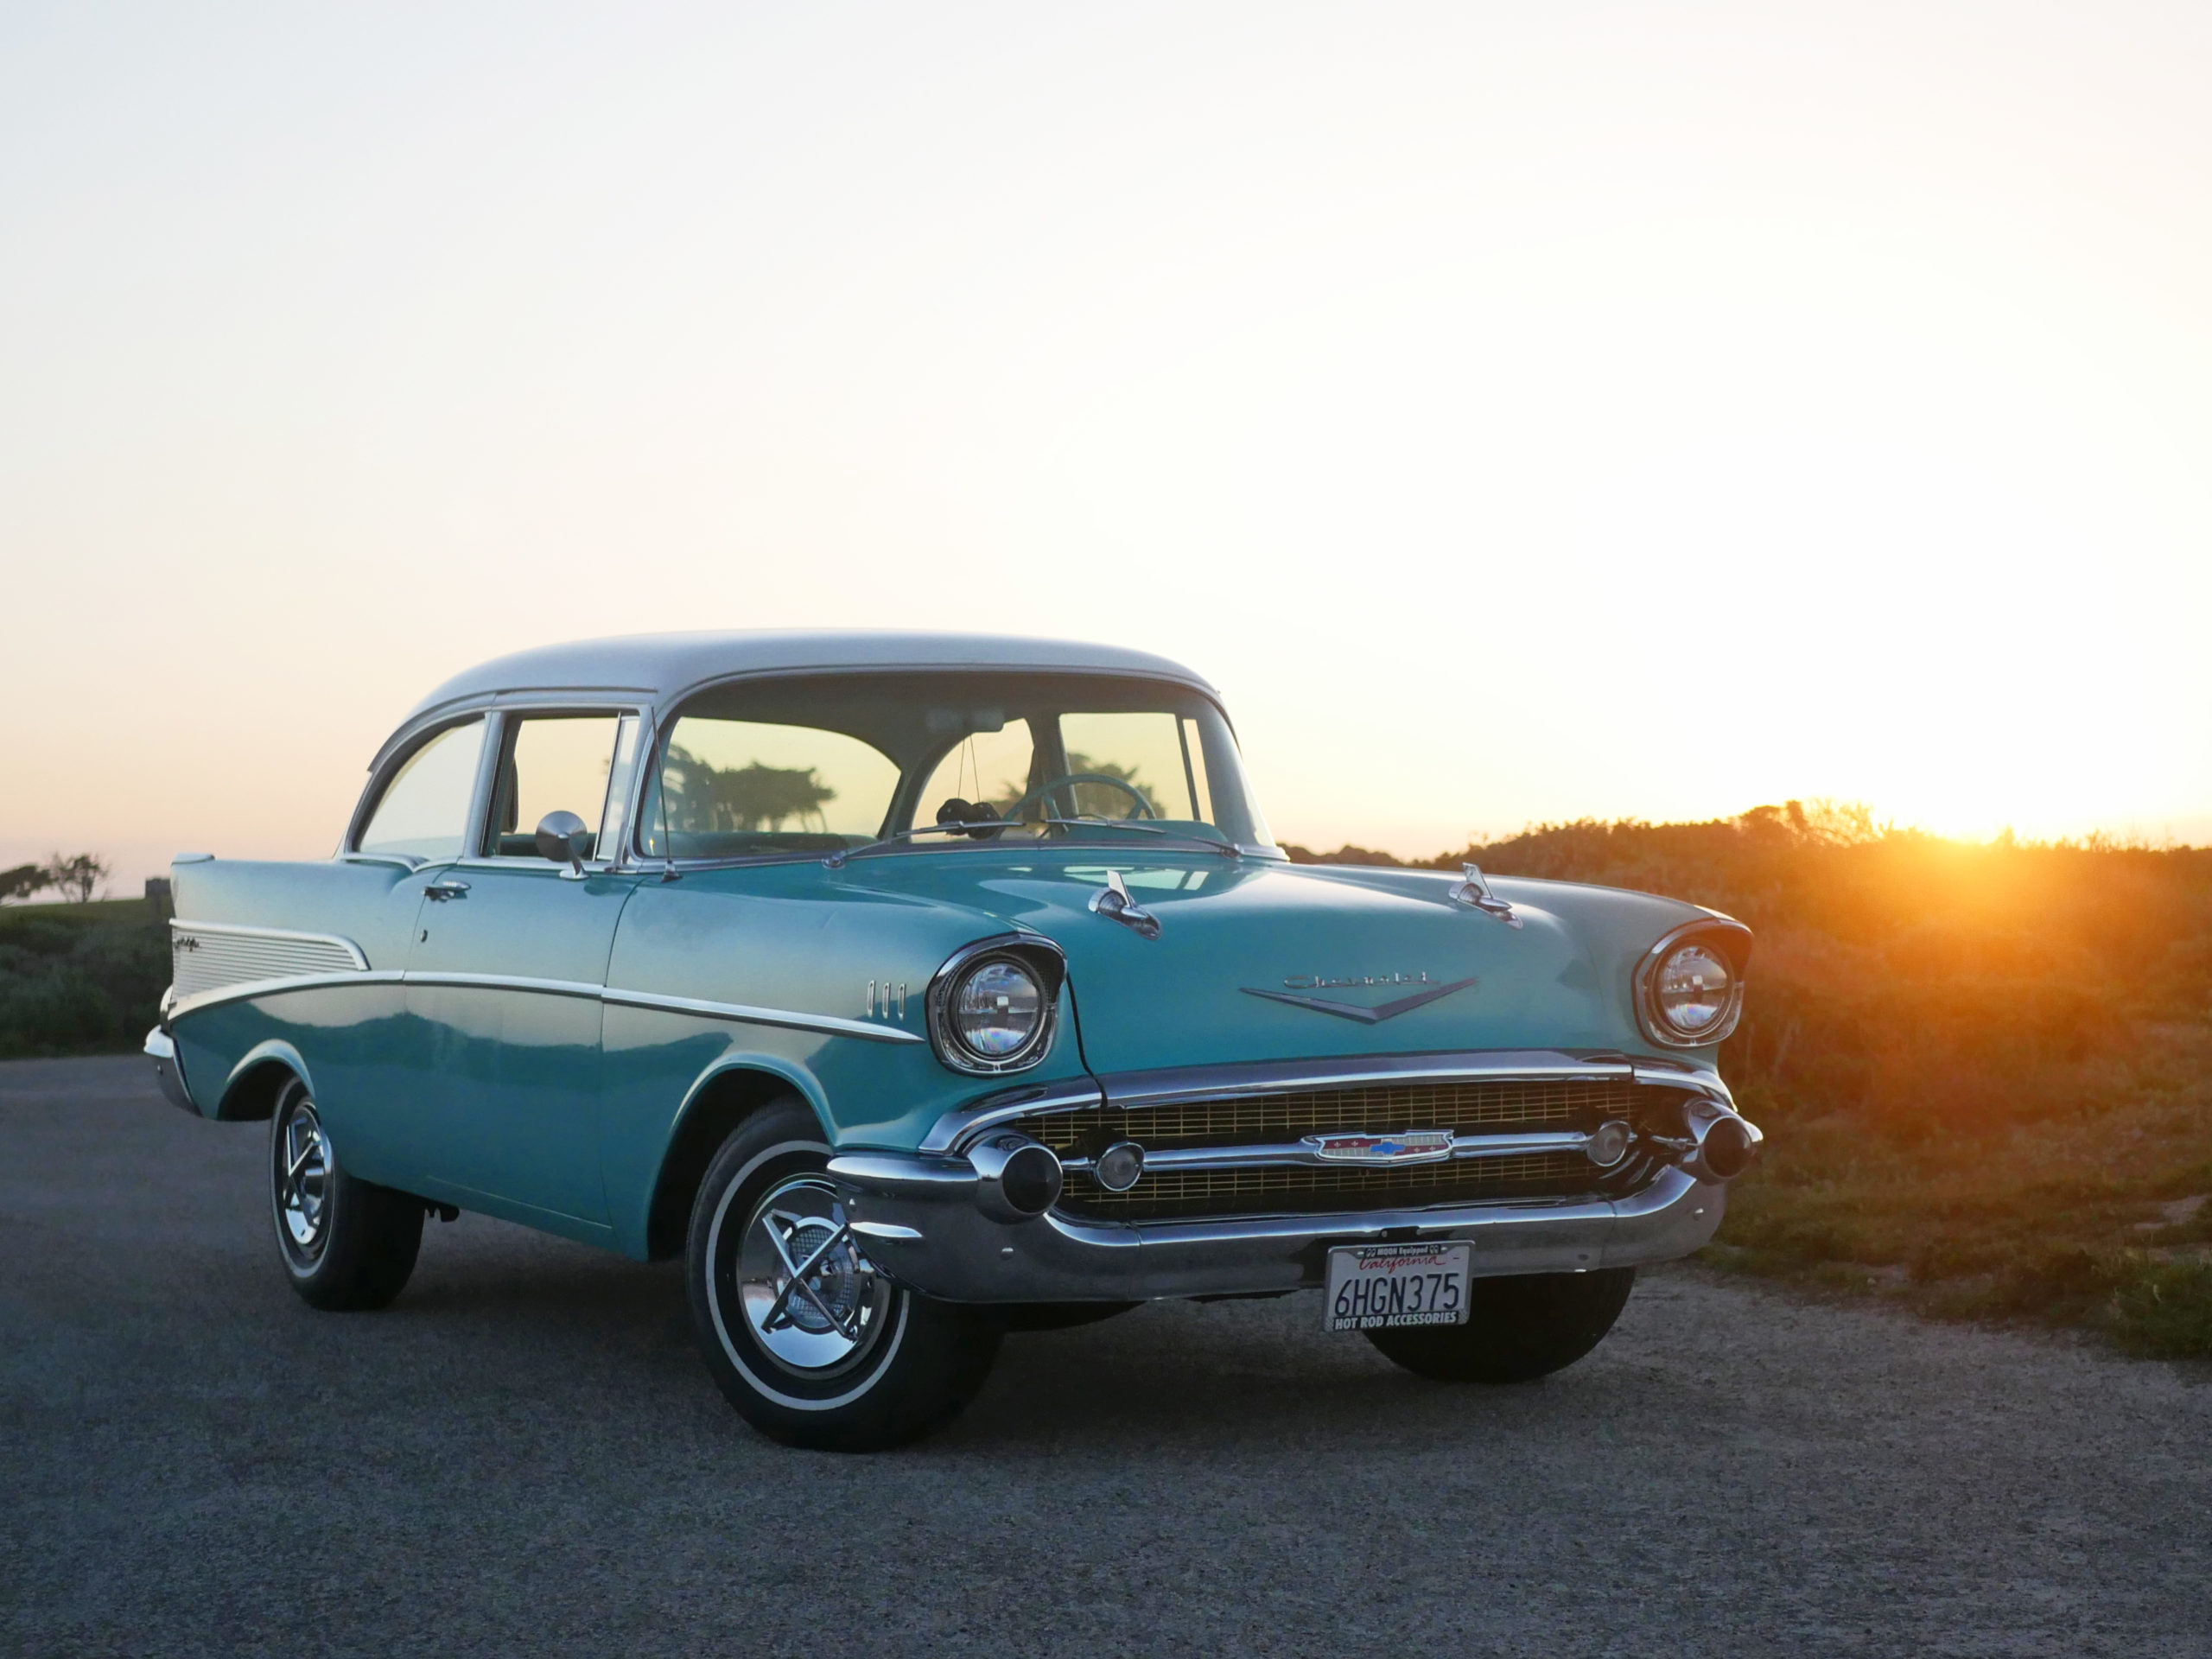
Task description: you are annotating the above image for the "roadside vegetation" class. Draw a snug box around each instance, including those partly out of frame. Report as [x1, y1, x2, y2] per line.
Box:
[0, 896, 169, 1060]
[10, 819, 2209, 1356]
[1288, 805, 2212, 1359]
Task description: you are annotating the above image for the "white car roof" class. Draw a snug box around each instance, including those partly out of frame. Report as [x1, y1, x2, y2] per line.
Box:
[383, 629, 1218, 763]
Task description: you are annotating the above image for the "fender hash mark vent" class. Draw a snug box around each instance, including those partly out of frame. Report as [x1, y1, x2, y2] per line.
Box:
[169, 925, 365, 999]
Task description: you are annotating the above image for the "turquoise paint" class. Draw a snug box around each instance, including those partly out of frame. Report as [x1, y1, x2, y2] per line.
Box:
[220, 1037, 316, 1111]
[410, 1175, 618, 1249]
[174, 984, 423, 1187]
[175, 855, 432, 970]
[168, 839, 1727, 1264]
[825, 847, 1717, 1073]
[596, 1014, 837, 1257]
[172, 854, 439, 1183]
[164, 680, 1735, 1269]
[405, 863, 642, 1224]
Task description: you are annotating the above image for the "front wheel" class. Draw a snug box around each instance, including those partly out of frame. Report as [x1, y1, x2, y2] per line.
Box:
[1366, 1268, 1635, 1383]
[686, 1101, 1001, 1452]
[269, 1077, 423, 1311]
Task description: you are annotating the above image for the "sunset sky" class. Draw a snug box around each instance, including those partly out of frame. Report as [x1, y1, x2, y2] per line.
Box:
[5, 2, 2209, 893]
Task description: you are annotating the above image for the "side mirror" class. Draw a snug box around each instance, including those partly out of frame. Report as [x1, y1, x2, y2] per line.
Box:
[534, 810, 592, 879]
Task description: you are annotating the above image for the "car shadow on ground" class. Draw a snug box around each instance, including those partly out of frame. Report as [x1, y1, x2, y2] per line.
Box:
[378, 1220, 1669, 1454]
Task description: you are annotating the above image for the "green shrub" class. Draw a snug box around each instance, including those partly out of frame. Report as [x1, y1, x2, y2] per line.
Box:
[2109, 1257, 2212, 1358]
[1294, 810, 2212, 1350]
[0, 968, 119, 1056]
[0, 899, 168, 1058]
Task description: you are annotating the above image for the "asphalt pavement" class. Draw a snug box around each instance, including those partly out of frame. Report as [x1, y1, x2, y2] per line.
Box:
[4, 1055, 2210, 1657]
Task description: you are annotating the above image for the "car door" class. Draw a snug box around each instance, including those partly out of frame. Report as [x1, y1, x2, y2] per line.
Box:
[404, 709, 645, 1235]
[322, 713, 491, 1187]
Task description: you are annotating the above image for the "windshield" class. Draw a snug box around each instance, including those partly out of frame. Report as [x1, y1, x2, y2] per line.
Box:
[637, 671, 1274, 861]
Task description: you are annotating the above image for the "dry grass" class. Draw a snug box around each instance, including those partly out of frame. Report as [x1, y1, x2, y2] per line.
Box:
[15, 822, 2212, 1353]
[1289, 805, 2212, 1356]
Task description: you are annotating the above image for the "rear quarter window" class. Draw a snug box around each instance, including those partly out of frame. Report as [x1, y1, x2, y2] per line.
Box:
[356, 718, 486, 862]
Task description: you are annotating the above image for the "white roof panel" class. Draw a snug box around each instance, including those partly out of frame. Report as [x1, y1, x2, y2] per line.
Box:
[392, 629, 1217, 738]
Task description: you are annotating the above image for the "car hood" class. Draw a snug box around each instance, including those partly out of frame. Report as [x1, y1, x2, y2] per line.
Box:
[835, 849, 1713, 1074]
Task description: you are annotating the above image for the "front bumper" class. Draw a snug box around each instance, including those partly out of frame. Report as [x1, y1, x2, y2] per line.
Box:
[828, 1154, 1727, 1304]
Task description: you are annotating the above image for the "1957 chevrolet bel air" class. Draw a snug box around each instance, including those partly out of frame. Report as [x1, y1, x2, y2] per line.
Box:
[146, 632, 1760, 1450]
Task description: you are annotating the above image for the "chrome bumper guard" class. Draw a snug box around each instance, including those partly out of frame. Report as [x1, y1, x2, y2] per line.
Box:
[827, 1155, 1729, 1305]
[143, 1027, 199, 1116]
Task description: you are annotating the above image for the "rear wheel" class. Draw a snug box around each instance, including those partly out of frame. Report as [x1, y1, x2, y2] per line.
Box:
[269, 1077, 423, 1311]
[686, 1100, 1001, 1452]
[1365, 1268, 1635, 1383]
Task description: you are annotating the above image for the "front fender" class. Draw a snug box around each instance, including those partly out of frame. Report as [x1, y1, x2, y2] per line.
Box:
[673, 1048, 832, 1137]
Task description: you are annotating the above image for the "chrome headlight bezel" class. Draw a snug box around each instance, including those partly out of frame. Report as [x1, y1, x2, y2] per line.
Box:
[1634, 919, 1751, 1049]
[926, 935, 1066, 1076]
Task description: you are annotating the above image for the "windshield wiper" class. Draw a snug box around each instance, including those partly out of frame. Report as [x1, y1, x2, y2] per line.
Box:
[823, 817, 1239, 868]
[821, 822, 1011, 868]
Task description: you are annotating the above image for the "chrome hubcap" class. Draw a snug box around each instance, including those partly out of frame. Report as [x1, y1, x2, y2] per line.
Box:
[277, 1100, 331, 1257]
[737, 1176, 890, 1375]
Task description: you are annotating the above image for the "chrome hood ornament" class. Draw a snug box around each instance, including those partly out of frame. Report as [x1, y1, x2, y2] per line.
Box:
[1448, 863, 1522, 928]
[1089, 870, 1161, 940]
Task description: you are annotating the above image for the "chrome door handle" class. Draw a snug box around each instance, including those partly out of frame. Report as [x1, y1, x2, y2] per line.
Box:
[424, 880, 471, 902]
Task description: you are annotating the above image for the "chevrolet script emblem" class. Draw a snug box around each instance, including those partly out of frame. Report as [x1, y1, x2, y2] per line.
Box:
[1302, 1130, 1455, 1165]
[1240, 973, 1476, 1024]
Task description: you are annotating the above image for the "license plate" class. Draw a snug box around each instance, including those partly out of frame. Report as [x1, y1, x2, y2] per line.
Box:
[1325, 1242, 1472, 1332]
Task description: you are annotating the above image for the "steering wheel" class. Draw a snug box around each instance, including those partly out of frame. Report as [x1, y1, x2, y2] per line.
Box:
[1001, 772, 1158, 823]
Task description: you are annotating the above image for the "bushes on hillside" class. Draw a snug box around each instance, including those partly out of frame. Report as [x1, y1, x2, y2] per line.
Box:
[0, 901, 169, 1059]
[1447, 808, 2209, 1134]
[1289, 807, 2212, 1355]
[1296, 804, 2212, 1133]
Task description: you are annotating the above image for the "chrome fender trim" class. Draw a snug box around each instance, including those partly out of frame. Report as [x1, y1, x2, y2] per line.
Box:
[166, 969, 925, 1045]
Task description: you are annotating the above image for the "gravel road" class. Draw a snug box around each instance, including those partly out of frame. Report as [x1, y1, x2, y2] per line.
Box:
[4, 1055, 2209, 1657]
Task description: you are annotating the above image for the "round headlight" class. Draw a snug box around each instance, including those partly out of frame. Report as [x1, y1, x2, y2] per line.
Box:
[1655, 943, 1733, 1039]
[952, 957, 1046, 1062]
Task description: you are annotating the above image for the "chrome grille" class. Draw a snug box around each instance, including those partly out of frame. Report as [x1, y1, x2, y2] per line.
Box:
[1018, 1074, 1673, 1223]
[1069, 1150, 1588, 1219]
[1020, 1077, 1640, 1155]
[1128, 1077, 1621, 1144]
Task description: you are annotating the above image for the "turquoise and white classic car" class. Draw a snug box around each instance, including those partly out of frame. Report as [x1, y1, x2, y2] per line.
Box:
[146, 632, 1761, 1450]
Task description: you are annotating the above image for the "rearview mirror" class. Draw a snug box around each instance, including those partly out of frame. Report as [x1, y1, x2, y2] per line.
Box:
[534, 810, 591, 878]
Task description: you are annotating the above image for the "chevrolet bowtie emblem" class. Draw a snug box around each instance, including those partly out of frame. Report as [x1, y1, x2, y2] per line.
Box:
[1239, 974, 1477, 1024]
[1303, 1129, 1455, 1164]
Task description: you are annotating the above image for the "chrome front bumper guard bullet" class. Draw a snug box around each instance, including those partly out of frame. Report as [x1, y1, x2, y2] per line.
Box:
[144, 1027, 199, 1116]
[825, 1154, 1731, 1305]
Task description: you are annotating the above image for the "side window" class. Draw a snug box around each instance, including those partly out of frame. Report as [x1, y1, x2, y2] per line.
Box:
[487, 715, 626, 858]
[1055, 711, 1213, 823]
[357, 718, 486, 863]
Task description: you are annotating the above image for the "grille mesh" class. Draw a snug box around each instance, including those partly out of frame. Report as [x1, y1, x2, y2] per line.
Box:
[1020, 1077, 1639, 1155]
[1018, 1074, 1669, 1223]
[1070, 1150, 1587, 1219]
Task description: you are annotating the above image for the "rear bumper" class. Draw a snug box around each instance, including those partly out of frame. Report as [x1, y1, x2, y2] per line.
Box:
[828, 1154, 1726, 1304]
[143, 1027, 199, 1116]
